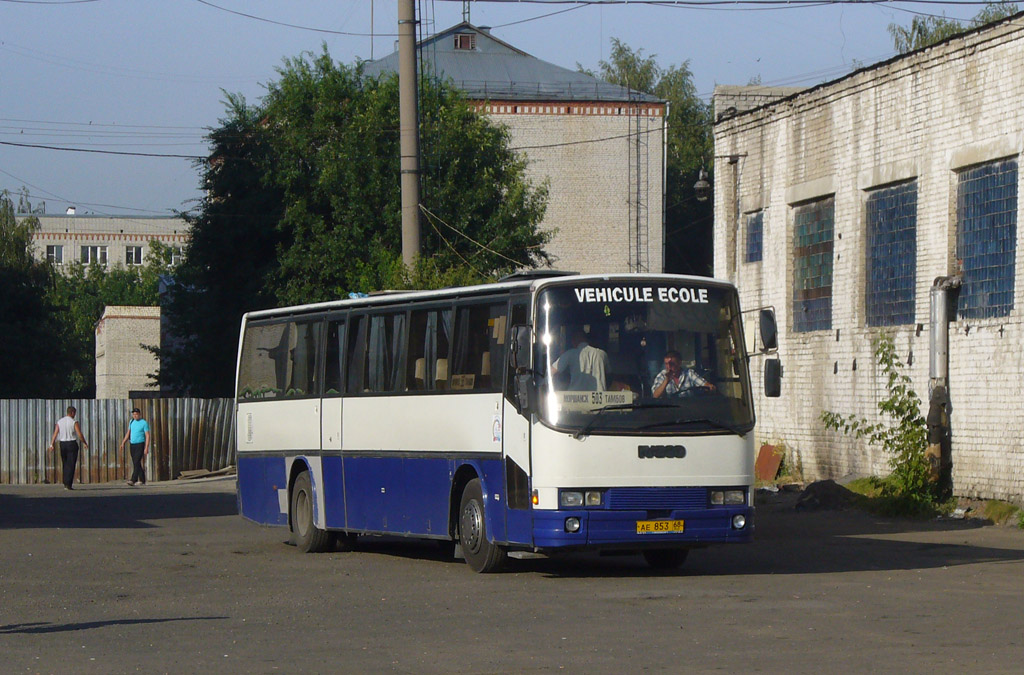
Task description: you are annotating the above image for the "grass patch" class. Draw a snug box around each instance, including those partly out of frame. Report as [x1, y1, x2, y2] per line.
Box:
[982, 500, 1023, 526]
[842, 476, 955, 518]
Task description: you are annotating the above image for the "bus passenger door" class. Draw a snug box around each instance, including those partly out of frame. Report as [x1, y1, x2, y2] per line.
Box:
[503, 298, 533, 546]
[321, 318, 346, 530]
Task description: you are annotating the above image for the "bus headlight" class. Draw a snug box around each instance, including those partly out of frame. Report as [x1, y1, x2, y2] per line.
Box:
[585, 491, 603, 506]
[565, 517, 581, 533]
[732, 514, 747, 529]
[710, 489, 746, 506]
[560, 491, 583, 507]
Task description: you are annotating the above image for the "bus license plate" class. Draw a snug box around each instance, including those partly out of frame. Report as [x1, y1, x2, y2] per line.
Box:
[636, 519, 684, 534]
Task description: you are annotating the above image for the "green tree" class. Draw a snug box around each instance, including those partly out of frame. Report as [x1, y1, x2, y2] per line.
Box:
[0, 191, 72, 397]
[161, 48, 550, 396]
[889, 3, 1019, 53]
[265, 51, 549, 304]
[583, 39, 713, 275]
[160, 92, 287, 396]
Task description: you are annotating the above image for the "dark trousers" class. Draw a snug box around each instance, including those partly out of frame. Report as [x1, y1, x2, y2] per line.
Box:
[129, 443, 146, 484]
[59, 441, 79, 488]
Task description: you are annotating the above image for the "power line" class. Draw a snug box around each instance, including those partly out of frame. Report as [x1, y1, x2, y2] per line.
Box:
[0, 0, 99, 4]
[0, 140, 203, 159]
[192, 0, 399, 36]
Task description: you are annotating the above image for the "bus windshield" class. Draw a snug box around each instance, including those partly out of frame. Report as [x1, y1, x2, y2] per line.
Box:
[536, 280, 754, 435]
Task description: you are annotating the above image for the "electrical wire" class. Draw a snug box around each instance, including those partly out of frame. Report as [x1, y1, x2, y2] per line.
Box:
[420, 203, 529, 268]
[192, 0, 399, 36]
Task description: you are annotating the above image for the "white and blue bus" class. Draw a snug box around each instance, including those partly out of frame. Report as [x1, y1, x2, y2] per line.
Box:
[234, 272, 780, 572]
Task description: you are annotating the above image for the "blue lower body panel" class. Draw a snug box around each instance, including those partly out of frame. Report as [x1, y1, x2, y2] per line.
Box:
[237, 452, 506, 540]
[532, 507, 753, 550]
[237, 454, 287, 526]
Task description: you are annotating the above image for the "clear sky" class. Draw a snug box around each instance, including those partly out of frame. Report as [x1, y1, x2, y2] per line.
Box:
[0, 0, 1001, 216]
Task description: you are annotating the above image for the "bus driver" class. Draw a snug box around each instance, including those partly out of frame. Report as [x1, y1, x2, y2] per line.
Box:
[652, 350, 715, 398]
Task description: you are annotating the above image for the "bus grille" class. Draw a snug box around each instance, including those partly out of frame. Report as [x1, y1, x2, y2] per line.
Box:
[605, 487, 706, 510]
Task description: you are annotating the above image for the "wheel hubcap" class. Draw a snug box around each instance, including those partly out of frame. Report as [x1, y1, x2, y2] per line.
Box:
[296, 490, 310, 536]
[461, 500, 483, 553]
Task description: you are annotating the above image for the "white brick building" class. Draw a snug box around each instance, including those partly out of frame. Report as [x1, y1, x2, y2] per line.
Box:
[713, 16, 1024, 502]
[365, 22, 666, 274]
[26, 213, 188, 270]
[95, 306, 161, 399]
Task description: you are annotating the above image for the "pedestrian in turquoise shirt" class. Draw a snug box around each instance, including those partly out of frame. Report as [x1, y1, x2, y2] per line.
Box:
[119, 408, 151, 486]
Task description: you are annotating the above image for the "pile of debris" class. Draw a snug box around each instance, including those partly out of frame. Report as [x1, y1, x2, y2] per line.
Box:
[177, 466, 236, 480]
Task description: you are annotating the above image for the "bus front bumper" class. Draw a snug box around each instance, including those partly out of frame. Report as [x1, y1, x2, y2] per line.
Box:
[531, 507, 753, 550]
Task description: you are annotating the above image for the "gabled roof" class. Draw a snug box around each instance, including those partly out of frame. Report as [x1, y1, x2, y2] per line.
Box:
[362, 22, 662, 104]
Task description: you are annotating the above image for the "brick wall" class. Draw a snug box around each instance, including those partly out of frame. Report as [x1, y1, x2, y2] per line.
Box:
[95, 306, 161, 399]
[713, 17, 1024, 502]
[487, 102, 665, 274]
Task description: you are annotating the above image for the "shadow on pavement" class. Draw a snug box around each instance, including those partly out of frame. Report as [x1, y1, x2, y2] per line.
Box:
[0, 486, 237, 529]
[334, 491, 1024, 578]
[0, 616, 228, 635]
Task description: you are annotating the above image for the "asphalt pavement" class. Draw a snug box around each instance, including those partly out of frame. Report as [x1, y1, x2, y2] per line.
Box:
[2, 478, 1023, 673]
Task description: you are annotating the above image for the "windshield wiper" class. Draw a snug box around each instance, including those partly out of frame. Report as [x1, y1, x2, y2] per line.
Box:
[638, 417, 747, 437]
[572, 401, 675, 440]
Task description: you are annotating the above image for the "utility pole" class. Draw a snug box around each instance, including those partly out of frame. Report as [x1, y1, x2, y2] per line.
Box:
[398, 0, 421, 268]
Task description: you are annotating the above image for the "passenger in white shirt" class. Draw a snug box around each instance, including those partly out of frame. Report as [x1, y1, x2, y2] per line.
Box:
[552, 330, 609, 391]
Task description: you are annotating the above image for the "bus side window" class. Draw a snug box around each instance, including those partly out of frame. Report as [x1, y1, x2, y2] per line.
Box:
[452, 301, 506, 392]
[324, 319, 345, 397]
[238, 322, 286, 400]
[406, 307, 452, 391]
[285, 320, 321, 398]
[364, 313, 406, 393]
[347, 315, 367, 394]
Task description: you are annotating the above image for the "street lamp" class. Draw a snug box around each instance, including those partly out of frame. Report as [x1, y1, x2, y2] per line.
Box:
[693, 168, 711, 202]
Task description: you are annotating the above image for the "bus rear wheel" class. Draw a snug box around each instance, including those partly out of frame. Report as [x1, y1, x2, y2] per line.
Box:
[642, 548, 689, 570]
[291, 471, 332, 553]
[458, 478, 507, 573]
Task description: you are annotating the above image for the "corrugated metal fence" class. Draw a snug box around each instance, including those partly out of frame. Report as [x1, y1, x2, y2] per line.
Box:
[0, 398, 235, 485]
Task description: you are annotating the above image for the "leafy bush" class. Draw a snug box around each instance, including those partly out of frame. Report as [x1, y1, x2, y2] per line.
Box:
[821, 334, 939, 515]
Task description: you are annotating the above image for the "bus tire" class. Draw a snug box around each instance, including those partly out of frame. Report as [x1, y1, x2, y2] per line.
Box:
[291, 471, 331, 553]
[642, 548, 689, 570]
[458, 478, 507, 573]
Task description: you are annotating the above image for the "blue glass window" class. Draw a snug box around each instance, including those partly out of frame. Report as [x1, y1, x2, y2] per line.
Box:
[793, 197, 834, 332]
[956, 159, 1017, 319]
[745, 211, 763, 263]
[866, 181, 917, 326]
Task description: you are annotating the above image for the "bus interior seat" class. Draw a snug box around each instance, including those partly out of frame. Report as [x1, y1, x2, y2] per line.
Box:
[435, 358, 448, 390]
[414, 357, 426, 390]
[479, 351, 491, 388]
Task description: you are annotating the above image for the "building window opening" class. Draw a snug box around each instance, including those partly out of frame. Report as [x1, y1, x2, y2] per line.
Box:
[81, 245, 108, 266]
[956, 158, 1017, 319]
[745, 211, 763, 263]
[46, 245, 64, 265]
[792, 196, 834, 332]
[454, 33, 476, 50]
[126, 246, 144, 266]
[866, 181, 917, 326]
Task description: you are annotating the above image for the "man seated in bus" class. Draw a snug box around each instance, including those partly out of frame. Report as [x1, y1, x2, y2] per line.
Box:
[652, 350, 715, 398]
[552, 329, 609, 391]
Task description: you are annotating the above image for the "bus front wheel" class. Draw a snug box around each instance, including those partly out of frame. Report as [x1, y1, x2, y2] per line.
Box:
[458, 479, 507, 573]
[291, 471, 332, 553]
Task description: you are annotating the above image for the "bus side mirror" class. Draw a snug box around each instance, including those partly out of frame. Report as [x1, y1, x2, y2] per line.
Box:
[764, 358, 782, 397]
[510, 324, 532, 370]
[759, 309, 778, 353]
[514, 372, 535, 414]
